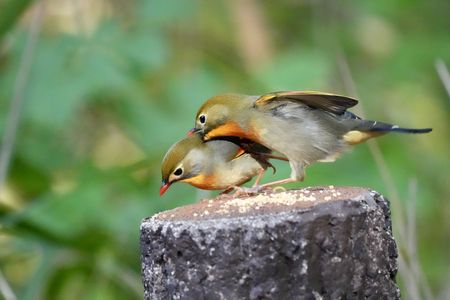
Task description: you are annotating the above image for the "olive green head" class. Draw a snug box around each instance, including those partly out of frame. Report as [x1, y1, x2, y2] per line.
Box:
[193, 94, 249, 137]
[160, 134, 204, 196]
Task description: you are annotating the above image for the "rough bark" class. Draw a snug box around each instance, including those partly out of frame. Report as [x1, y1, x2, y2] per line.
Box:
[140, 187, 400, 300]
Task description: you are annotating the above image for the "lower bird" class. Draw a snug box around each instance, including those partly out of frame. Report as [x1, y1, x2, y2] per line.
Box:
[190, 91, 432, 187]
[160, 134, 277, 196]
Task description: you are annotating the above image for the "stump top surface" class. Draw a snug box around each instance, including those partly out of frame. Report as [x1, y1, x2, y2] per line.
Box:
[152, 186, 369, 222]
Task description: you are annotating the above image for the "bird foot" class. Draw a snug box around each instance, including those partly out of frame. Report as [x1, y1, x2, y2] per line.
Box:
[229, 185, 272, 197]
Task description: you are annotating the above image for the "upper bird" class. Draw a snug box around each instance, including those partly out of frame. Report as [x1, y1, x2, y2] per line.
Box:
[160, 133, 274, 196]
[191, 91, 432, 187]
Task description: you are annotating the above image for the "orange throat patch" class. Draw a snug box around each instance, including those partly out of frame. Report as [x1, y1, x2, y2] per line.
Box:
[205, 121, 258, 141]
[181, 174, 220, 190]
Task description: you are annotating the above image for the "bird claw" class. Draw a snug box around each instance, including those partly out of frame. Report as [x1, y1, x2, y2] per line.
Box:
[267, 161, 277, 174]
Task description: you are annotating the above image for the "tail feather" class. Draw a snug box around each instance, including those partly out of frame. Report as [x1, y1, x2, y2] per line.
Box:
[343, 119, 432, 145]
[354, 120, 432, 134]
[383, 126, 432, 134]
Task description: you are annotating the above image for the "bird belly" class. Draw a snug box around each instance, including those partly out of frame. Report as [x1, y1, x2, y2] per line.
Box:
[252, 111, 349, 178]
[215, 154, 264, 188]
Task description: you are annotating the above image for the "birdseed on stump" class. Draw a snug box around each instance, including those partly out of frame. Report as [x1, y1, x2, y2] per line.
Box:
[140, 186, 400, 299]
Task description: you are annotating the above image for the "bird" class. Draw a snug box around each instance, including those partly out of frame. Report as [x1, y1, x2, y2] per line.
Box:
[160, 133, 277, 196]
[190, 91, 432, 187]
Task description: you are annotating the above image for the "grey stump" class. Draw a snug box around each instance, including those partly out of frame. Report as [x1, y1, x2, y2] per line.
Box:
[140, 187, 400, 299]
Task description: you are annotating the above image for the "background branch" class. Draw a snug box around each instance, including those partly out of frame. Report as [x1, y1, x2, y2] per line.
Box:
[0, 269, 16, 300]
[435, 59, 450, 98]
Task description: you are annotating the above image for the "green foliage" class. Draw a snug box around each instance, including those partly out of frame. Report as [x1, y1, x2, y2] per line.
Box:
[0, 0, 449, 299]
[0, 0, 34, 40]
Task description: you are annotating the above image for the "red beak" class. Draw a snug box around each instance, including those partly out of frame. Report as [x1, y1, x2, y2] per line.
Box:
[159, 181, 171, 196]
[187, 128, 196, 136]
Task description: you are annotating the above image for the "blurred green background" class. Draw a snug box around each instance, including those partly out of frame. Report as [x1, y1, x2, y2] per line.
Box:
[0, 0, 448, 299]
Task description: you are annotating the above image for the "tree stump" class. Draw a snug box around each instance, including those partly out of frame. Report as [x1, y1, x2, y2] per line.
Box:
[140, 187, 400, 300]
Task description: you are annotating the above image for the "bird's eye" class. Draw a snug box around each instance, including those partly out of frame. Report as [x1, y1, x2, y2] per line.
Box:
[173, 168, 183, 176]
[199, 114, 206, 124]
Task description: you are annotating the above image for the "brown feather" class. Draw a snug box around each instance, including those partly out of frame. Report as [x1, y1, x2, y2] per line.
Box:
[255, 91, 358, 115]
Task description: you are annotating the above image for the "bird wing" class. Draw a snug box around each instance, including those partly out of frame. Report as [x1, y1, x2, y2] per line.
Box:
[211, 137, 272, 159]
[254, 91, 358, 115]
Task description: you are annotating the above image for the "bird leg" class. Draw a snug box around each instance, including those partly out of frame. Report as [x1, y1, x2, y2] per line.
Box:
[225, 169, 280, 196]
[222, 165, 299, 197]
[253, 161, 306, 190]
[223, 186, 257, 197]
[258, 178, 297, 189]
[220, 168, 267, 196]
[252, 168, 266, 187]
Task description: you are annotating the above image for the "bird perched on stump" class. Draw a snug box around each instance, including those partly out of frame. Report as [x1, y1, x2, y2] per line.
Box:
[160, 134, 277, 196]
[190, 91, 432, 188]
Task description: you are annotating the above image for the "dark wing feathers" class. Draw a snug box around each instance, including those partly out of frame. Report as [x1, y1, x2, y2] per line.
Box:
[255, 91, 358, 115]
